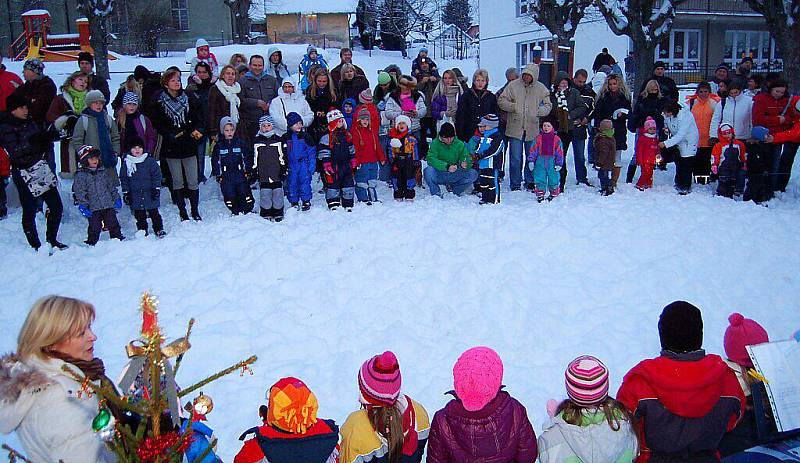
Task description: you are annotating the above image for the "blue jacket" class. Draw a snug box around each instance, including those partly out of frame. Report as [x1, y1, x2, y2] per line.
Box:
[211, 136, 253, 185]
[282, 130, 316, 173]
[179, 419, 219, 463]
[299, 54, 329, 92]
[120, 154, 161, 210]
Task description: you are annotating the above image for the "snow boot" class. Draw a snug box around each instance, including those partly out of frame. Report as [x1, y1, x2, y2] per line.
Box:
[174, 190, 189, 221]
[301, 201, 311, 211]
[188, 190, 202, 221]
[626, 164, 637, 183]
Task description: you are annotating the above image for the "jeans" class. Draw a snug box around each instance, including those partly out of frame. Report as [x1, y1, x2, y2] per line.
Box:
[587, 129, 595, 165]
[196, 136, 208, 182]
[558, 131, 572, 190]
[572, 134, 589, 183]
[424, 166, 478, 196]
[508, 137, 535, 189]
[355, 162, 380, 202]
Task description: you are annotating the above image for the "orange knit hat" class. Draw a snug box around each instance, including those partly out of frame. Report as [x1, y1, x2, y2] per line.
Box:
[267, 377, 319, 434]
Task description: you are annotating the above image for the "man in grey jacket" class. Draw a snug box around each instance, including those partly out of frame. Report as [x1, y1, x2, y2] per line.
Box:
[238, 55, 278, 144]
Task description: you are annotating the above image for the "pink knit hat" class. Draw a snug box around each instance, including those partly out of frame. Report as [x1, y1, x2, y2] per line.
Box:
[644, 117, 657, 131]
[724, 313, 769, 367]
[358, 351, 402, 407]
[565, 355, 609, 407]
[453, 347, 503, 411]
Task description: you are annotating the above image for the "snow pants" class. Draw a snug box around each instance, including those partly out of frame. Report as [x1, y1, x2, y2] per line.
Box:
[637, 162, 655, 190]
[391, 156, 417, 200]
[221, 178, 254, 215]
[86, 208, 122, 245]
[260, 181, 284, 219]
[287, 162, 312, 203]
[533, 156, 560, 198]
[355, 162, 380, 202]
[325, 164, 355, 209]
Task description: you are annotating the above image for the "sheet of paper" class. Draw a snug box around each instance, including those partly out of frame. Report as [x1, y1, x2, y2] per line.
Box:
[748, 340, 800, 433]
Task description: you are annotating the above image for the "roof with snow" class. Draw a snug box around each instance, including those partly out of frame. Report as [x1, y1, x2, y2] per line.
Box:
[251, 0, 356, 17]
[22, 9, 51, 17]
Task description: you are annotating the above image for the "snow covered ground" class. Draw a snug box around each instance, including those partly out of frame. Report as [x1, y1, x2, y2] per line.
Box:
[2, 47, 800, 461]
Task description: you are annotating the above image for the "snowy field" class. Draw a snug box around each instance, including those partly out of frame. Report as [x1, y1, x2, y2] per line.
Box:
[2, 46, 800, 460]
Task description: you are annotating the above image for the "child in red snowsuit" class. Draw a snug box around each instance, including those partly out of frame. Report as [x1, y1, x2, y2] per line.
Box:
[635, 117, 660, 190]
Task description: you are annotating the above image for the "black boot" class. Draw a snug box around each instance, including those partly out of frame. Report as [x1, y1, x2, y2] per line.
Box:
[175, 190, 189, 221]
[188, 190, 202, 221]
[626, 164, 637, 183]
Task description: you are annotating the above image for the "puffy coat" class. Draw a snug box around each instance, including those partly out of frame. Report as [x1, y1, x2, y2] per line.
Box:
[538, 411, 638, 463]
[11, 75, 57, 125]
[73, 165, 120, 211]
[282, 130, 317, 172]
[0, 65, 23, 112]
[120, 154, 161, 210]
[710, 94, 753, 140]
[686, 95, 719, 147]
[238, 72, 279, 137]
[351, 122, 386, 165]
[384, 90, 428, 133]
[426, 138, 471, 172]
[212, 136, 253, 185]
[636, 129, 661, 166]
[234, 419, 339, 463]
[593, 132, 617, 171]
[69, 109, 121, 168]
[269, 78, 315, 136]
[150, 89, 202, 160]
[617, 351, 745, 463]
[299, 54, 329, 92]
[497, 64, 552, 141]
[265, 46, 293, 86]
[355, 103, 380, 136]
[663, 107, 699, 157]
[628, 94, 669, 134]
[456, 87, 500, 142]
[207, 81, 243, 139]
[253, 132, 287, 183]
[752, 92, 794, 135]
[0, 354, 115, 463]
[0, 116, 56, 171]
[427, 391, 538, 463]
[594, 91, 631, 150]
[528, 133, 565, 167]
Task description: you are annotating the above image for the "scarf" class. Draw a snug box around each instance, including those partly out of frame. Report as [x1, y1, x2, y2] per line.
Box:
[555, 90, 570, 130]
[257, 129, 275, 138]
[158, 90, 189, 127]
[47, 351, 107, 381]
[215, 79, 241, 124]
[400, 93, 416, 112]
[83, 107, 115, 168]
[125, 152, 148, 175]
[66, 87, 88, 114]
[541, 130, 556, 157]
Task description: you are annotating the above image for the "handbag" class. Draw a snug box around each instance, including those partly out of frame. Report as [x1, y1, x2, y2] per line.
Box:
[19, 160, 57, 197]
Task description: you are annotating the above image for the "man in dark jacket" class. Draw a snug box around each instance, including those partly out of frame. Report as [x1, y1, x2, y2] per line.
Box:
[618, 301, 745, 463]
[330, 48, 367, 89]
[592, 48, 616, 73]
[12, 58, 57, 170]
[572, 69, 596, 170]
[238, 55, 278, 145]
[639, 61, 679, 102]
[77, 51, 111, 102]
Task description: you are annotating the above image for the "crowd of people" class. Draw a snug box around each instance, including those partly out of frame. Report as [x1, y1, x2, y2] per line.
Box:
[2, 295, 793, 463]
[1, 44, 799, 250]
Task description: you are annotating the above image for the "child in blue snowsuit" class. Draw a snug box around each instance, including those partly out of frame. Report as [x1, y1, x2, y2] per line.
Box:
[282, 112, 316, 210]
[211, 116, 255, 214]
[299, 45, 328, 93]
[342, 98, 357, 128]
[467, 114, 505, 204]
[319, 109, 357, 210]
[528, 119, 565, 202]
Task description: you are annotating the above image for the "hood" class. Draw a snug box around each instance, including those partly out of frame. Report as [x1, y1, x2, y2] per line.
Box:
[441, 391, 519, 458]
[267, 47, 282, 63]
[686, 93, 720, 104]
[277, 75, 302, 100]
[342, 98, 357, 112]
[0, 354, 55, 434]
[544, 414, 636, 463]
[626, 353, 733, 418]
[522, 64, 540, 83]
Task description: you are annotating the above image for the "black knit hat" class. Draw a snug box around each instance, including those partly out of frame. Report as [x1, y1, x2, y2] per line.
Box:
[77, 51, 94, 65]
[5, 93, 29, 112]
[659, 301, 703, 353]
[126, 135, 145, 152]
[439, 122, 455, 138]
[653, 61, 666, 70]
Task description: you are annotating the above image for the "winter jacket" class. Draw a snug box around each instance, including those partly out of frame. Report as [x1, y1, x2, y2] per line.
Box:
[269, 78, 315, 136]
[431, 84, 461, 121]
[307, 87, 337, 141]
[46, 91, 84, 176]
[594, 91, 631, 150]
[592, 53, 615, 73]
[354, 103, 381, 136]
[318, 130, 355, 183]
[207, 82, 245, 140]
[0, 147, 8, 178]
[351, 122, 386, 165]
[752, 92, 794, 135]
[179, 419, 219, 463]
[239, 71, 279, 134]
[687, 95, 719, 147]
[417, 73, 438, 109]
[0, 354, 115, 463]
[336, 75, 370, 106]
[234, 419, 339, 463]
[212, 136, 253, 185]
[373, 81, 397, 108]
[427, 391, 538, 463]
[710, 94, 753, 140]
[412, 56, 440, 79]
[331, 62, 367, 90]
[0, 116, 57, 171]
[572, 84, 596, 140]
[528, 133, 565, 167]
[11, 75, 57, 125]
[118, 112, 157, 155]
[387, 129, 419, 163]
[253, 132, 287, 183]
[186, 78, 213, 134]
[456, 87, 500, 142]
[628, 94, 669, 134]
[73, 165, 120, 211]
[189, 52, 220, 77]
[384, 90, 428, 133]
[468, 128, 505, 170]
[663, 108, 699, 157]
[69, 108, 121, 169]
[617, 351, 745, 463]
[426, 138, 471, 172]
[636, 129, 661, 167]
[549, 84, 584, 133]
[639, 75, 679, 102]
[265, 47, 293, 86]
[0, 65, 22, 112]
[497, 64, 552, 141]
[771, 119, 800, 144]
[593, 132, 617, 171]
[120, 154, 161, 210]
[538, 410, 638, 463]
[339, 395, 429, 463]
[711, 138, 746, 169]
[283, 130, 317, 173]
[299, 54, 329, 92]
[150, 89, 202, 160]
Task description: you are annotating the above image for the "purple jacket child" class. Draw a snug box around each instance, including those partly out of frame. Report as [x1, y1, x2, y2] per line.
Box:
[426, 347, 538, 463]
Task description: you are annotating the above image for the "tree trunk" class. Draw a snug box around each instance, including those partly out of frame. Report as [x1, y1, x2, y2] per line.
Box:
[88, 14, 110, 80]
[774, 28, 800, 94]
[632, 42, 655, 103]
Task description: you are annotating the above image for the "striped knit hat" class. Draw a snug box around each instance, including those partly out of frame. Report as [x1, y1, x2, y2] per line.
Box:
[122, 92, 139, 106]
[358, 351, 402, 407]
[565, 355, 609, 407]
[479, 114, 499, 130]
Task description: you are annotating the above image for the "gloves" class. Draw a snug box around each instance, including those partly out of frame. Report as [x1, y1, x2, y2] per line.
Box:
[78, 204, 92, 218]
[192, 74, 202, 84]
[528, 161, 535, 172]
[123, 192, 131, 205]
[655, 154, 663, 164]
[711, 165, 718, 174]
[114, 198, 123, 209]
[323, 162, 334, 175]
[350, 158, 358, 170]
[151, 188, 160, 201]
[554, 165, 561, 172]
[708, 137, 719, 146]
[390, 138, 402, 149]
[216, 175, 222, 183]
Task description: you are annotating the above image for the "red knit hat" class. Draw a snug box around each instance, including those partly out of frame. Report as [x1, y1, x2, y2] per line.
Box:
[453, 347, 503, 411]
[724, 313, 769, 367]
[358, 351, 402, 407]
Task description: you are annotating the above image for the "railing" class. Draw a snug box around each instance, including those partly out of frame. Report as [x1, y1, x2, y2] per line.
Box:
[656, 0, 757, 14]
[663, 61, 783, 85]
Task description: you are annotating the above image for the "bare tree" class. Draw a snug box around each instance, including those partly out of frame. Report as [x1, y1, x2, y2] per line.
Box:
[131, 3, 172, 56]
[595, 0, 684, 96]
[378, 0, 434, 55]
[223, 0, 253, 44]
[77, 0, 113, 80]
[743, 0, 800, 92]
[526, 0, 593, 46]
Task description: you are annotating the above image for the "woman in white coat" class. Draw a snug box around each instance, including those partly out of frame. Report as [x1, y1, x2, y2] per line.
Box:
[660, 100, 700, 194]
[0, 295, 116, 463]
[269, 76, 314, 136]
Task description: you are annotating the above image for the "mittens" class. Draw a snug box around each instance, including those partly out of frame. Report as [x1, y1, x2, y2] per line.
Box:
[78, 204, 92, 218]
[323, 162, 334, 174]
[554, 165, 561, 172]
[390, 138, 402, 149]
[114, 198, 123, 209]
[528, 161, 535, 172]
[350, 158, 358, 170]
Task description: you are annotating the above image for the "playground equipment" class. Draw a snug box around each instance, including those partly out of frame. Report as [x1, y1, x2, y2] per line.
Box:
[8, 10, 116, 62]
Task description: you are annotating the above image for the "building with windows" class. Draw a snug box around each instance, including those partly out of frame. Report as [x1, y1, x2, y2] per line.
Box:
[250, 0, 356, 49]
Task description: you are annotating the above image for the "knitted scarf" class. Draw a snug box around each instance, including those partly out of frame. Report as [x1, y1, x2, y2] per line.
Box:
[48, 351, 107, 381]
[399, 93, 416, 112]
[214, 79, 241, 124]
[555, 90, 570, 131]
[66, 87, 88, 114]
[541, 130, 556, 157]
[82, 107, 115, 168]
[124, 152, 148, 175]
[158, 90, 189, 127]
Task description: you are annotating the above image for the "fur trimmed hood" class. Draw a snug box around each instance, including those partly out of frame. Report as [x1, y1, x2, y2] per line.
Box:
[0, 354, 57, 434]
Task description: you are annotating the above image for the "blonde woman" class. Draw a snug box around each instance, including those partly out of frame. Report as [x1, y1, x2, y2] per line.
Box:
[627, 78, 670, 180]
[0, 295, 116, 463]
[593, 74, 631, 189]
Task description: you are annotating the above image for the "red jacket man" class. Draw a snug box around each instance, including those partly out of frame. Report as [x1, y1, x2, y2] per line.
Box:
[0, 59, 23, 113]
[768, 96, 800, 144]
[617, 301, 745, 463]
[752, 80, 793, 135]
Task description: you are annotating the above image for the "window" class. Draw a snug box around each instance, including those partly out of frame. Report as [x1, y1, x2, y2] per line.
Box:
[517, 0, 531, 16]
[171, 0, 189, 32]
[299, 14, 318, 34]
[655, 29, 700, 70]
[724, 30, 781, 70]
[517, 38, 553, 69]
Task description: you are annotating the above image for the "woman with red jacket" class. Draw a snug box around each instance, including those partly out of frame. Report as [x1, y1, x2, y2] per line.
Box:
[617, 301, 745, 463]
[752, 79, 796, 193]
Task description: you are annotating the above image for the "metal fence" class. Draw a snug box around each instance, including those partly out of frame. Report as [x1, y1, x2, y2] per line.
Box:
[663, 62, 784, 85]
[657, 0, 757, 14]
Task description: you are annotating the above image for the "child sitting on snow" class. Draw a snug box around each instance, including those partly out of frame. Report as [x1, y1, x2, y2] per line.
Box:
[527, 118, 564, 202]
[635, 116, 661, 190]
[282, 112, 316, 211]
[351, 107, 386, 204]
[253, 116, 287, 221]
[235, 377, 339, 463]
[537, 355, 638, 463]
[593, 119, 617, 196]
[468, 114, 505, 204]
[119, 135, 165, 237]
[212, 116, 255, 215]
[72, 145, 124, 245]
[711, 123, 746, 198]
[387, 115, 420, 201]
[319, 109, 357, 211]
